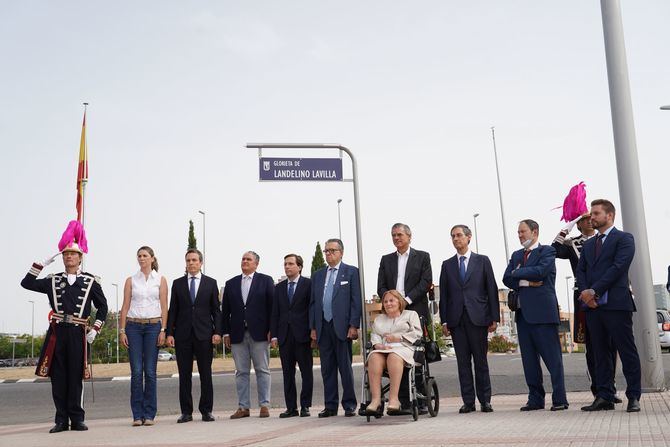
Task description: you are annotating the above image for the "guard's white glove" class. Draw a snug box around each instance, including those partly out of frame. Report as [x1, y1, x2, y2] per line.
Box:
[86, 329, 98, 344]
[41, 253, 60, 267]
[563, 215, 584, 233]
[519, 280, 530, 287]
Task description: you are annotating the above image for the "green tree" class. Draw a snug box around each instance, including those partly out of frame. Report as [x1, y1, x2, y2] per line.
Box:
[89, 310, 129, 363]
[188, 219, 197, 250]
[311, 241, 326, 276]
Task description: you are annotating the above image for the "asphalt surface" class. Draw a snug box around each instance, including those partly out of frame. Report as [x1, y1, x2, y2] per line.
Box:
[2, 352, 669, 426]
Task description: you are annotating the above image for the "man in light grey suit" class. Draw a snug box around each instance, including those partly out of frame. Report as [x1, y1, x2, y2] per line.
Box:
[310, 238, 362, 418]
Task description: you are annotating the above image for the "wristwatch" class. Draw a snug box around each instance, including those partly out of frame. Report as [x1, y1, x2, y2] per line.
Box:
[119, 328, 126, 334]
[160, 328, 166, 332]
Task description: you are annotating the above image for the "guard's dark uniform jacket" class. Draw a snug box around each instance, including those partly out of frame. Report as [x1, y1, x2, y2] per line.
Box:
[21, 262, 108, 425]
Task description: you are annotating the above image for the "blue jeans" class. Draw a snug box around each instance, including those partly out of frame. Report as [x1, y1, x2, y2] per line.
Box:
[126, 321, 161, 420]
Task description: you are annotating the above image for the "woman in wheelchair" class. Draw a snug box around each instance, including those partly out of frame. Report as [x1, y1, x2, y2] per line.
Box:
[366, 290, 422, 416]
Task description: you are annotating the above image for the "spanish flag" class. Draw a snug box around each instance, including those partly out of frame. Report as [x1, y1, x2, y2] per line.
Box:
[76, 109, 88, 222]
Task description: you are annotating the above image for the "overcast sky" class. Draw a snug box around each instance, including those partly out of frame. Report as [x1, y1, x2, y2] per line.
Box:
[2, 1, 669, 335]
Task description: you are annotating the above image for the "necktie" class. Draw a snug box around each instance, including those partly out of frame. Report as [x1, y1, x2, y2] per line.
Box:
[459, 256, 466, 282]
[323, 268, 336, 322]
[242, 276, 251, 304]
[595, 234, 604, 259]
[189, 276, 196, 303]
[523, 250, 531, 265]
[288, 281, 296, 304]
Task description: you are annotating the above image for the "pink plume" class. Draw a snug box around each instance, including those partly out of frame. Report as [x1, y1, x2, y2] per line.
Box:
[560, 182, 588, 222]
[58, 220, 89, 253]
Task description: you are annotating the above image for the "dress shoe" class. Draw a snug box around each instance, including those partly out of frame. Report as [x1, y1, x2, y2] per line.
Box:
[612, 396, 623, 404]
[386, 406, 402, 416]
[481, 403, 493, 413]
[365, 403, 382, 416]
[344, 408, 356, 417]
[459, 404, 476, 414]
[230, 408, 250, 419]
[581, 397, 614, 412]
[49, 423, 69, 433]
[300, 407, 310, 417]
[177, 414, 193, 423]
[520, 404, 543, 412]
[626, 398, 641, 413]
[550, 403, 569, 411]
[143, 419, 155, 426]
[279, 409, 299, 418]
[70, 422, 88, 431]
[318, 408, 338, 418]
[202, 412, 215, 422]
[132, 419, 142, 427]
[259, 406, 270, 418]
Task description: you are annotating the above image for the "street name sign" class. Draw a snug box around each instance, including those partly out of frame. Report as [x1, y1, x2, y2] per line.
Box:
[259, 157, 343, 181]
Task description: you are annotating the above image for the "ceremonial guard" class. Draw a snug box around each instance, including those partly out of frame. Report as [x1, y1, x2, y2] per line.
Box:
[20, 221, 108, 433]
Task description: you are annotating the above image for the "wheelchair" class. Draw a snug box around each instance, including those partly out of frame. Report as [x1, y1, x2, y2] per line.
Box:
[359, 316, 440, 422]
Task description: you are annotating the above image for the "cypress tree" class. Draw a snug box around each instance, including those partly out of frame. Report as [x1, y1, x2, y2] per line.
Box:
[188, 219, 197, 249]
[311, 241, 326, 275]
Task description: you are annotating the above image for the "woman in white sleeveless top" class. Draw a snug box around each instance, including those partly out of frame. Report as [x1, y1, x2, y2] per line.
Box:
[119, 246, 168, 426]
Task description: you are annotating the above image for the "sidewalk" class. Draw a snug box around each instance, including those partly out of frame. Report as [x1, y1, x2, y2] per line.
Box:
[1, 391, 669, 446]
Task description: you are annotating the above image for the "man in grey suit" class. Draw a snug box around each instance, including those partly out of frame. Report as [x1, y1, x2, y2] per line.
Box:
[377, 222, 433, 413]
[310, 238, 362, 417]
[439, 225, 500, 413]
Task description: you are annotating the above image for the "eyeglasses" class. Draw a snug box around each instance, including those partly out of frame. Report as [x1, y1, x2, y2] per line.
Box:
[323, 249, 340, 254]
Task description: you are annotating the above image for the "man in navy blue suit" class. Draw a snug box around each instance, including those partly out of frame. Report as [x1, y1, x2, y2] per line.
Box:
[577, 199, 641, 413]
[552, 214, 620, 402]
[271, 254, 313, 418]
[222, 251, 274, 419]
[503, 219, 568, 412]
[166, 249, 222, 423]
[310, 238, 362, 417]
[440, 224, 499, 413]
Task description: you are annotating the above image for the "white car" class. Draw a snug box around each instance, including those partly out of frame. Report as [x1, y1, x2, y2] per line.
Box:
[157, 350, 174, 361]
[657, 310, 670, 352]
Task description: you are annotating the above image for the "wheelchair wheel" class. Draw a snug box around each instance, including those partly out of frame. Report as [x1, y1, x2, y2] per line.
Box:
[426, 378, 439, 417]
[411, 401, 419, 421]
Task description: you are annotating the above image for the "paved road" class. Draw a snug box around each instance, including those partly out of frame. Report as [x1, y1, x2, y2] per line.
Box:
[2, 352, 669, 426]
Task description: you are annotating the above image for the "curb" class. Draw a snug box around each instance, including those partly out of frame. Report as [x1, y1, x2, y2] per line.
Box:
[0, 362, 376, 385]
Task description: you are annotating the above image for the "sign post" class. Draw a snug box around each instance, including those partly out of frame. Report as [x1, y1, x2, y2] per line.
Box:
[246, 143, 368, 400]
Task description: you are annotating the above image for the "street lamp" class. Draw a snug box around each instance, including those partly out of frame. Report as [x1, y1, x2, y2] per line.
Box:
[336, 199, 343, 240]
[472, 213, 480, 253]
[198, 210, 206, 274]
[565, 276, 573, 353]
[28, 300, 35, 359]
[111, 283, 119, 364]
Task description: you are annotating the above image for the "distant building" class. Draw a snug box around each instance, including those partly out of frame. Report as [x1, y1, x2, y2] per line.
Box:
[654, 284, 669, 310]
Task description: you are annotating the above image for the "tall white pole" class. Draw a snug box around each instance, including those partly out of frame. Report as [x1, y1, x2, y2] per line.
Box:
[565, 277, 572, 354]
[112, 283, 119, 364]
[601, 0, 664, 390]
[473, 213, 480, 253]
[198, 210, 206, 274]
[29, 300, 35, 359]
[491, 127, 510, 262]
[337, 199, 343, 240]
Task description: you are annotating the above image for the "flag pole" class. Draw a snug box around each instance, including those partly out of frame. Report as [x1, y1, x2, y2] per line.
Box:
[80, 102, 88, 271]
